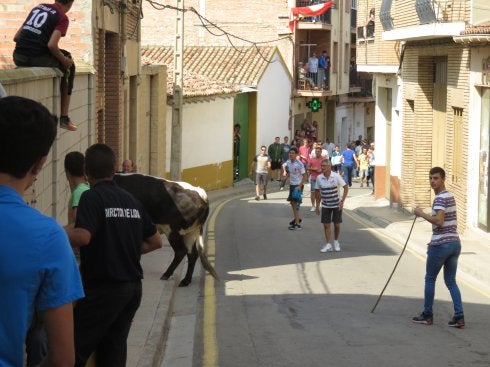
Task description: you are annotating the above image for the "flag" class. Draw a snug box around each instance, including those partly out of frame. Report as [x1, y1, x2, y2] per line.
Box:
[289, 1, 334, 31]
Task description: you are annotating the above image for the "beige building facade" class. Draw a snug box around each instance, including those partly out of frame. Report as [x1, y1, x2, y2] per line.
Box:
[356, 0, 490, 233]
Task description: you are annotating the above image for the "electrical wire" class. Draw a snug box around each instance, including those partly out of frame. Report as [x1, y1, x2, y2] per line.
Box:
[144, 0, 292, 63]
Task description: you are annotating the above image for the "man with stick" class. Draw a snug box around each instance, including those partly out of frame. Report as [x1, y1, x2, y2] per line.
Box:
[412, 167, 465, 328]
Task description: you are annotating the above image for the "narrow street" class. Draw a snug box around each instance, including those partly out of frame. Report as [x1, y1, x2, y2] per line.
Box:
[187, 183, 490, 367]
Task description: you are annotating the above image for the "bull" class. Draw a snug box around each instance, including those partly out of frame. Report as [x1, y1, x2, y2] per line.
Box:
[113, 173, 219, 286]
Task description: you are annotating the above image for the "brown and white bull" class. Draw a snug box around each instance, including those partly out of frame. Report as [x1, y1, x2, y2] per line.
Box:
[113, 173, 218, 286]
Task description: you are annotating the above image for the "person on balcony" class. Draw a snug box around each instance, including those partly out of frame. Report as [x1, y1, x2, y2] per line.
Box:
[13, 0, 78, 131]
[298, 62, 315, 89]
[308, 52, 319, 87]
[318, 51, 330, 90]
[364, 8, 375, 38]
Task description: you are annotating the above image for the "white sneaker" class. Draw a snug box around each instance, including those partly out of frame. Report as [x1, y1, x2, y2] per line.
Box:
[310, 207, 316, 212]
[321, 243, 333, 253]
[334, 240, 341, 252]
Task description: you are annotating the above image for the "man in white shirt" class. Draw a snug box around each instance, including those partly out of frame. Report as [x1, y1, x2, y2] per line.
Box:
[315, 159, 348, 252]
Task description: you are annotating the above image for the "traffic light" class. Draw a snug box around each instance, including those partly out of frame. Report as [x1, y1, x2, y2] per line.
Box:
[307, 98, 322, 112]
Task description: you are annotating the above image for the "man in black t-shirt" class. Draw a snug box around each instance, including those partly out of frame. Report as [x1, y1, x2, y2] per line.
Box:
[65, 144, 162, 367]
[13, 0, 77, 131]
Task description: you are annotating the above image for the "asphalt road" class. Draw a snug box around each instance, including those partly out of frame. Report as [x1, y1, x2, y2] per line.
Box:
[190, 185, 490, 367]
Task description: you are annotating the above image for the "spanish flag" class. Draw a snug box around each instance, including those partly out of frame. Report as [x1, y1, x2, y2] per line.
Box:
[289, 1, 334, 31]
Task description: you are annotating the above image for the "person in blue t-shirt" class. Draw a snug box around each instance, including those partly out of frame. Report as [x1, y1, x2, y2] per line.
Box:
[0, 96, 84, 367]
[341, 143, 359, 187]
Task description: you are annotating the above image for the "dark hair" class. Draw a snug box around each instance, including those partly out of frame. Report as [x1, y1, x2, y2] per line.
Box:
[289, 146, 298, 153]
[85, 144, 116, 179]
[0, 96, 57, 179]
[64, 151, 85, 177]
[56, 0, 74, 4]
[429, 166, 446, 179]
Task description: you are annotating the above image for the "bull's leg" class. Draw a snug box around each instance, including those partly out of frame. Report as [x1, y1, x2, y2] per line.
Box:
[161, 233, 187, 281]
[178, 243, 199, 287]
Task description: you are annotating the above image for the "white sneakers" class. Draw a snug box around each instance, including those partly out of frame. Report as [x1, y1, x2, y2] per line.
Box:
[310, 207, 316, 212]
[321, 243, 333, 252]
[321, 241, 341, 253]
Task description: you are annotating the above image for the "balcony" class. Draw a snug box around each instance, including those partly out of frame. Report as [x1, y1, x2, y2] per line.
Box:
[295, 0, 332, 29]
[340, 74, 375, 103]
[381, 0, 466, 41]
[357, 22, 375, 40]
[295, 71, 332, 97]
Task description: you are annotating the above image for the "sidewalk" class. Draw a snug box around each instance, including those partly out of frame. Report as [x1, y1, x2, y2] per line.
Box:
[127, 178, 490, 366]
[349, 190, 490, 295]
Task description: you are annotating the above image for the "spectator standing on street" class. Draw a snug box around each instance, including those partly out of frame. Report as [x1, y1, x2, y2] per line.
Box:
[121, 159, 136, 173]
[412, 167, 465, 328]
[268, 137, 283, 181]
[65, 151, 90, 224]
[65, 143, 163, 367]
[367, 142, 375, 193]
[308, 146, 324, 211]
[358, 147, 370, 188]
[0, 96, 84, 367]
[315, 159, 348, 252]
[13, 0, 78, 131]
[280, 136, 291, 190]
[283, 147, 306, 230]
[341, 143, 358, 187]
[251, 146, 271, 200]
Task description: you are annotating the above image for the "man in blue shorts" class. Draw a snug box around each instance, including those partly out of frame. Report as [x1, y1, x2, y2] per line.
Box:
[0, 96, 84, 367]
[315, 159, 348, 252]
[283, 147, 306, 230]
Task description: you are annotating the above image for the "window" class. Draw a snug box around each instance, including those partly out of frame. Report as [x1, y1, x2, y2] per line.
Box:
[452, 107, 463, 183]
[333, 42, 338, 73]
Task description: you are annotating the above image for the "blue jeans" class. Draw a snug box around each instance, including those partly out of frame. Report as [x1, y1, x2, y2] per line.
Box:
[424, 241, 463, 317]
[343, 165, 354, 186]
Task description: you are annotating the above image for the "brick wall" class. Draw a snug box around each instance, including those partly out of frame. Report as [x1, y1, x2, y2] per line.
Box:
[0, 0, 93, 69]
[401, 41, 469, 231]
[356, 0, 400, 67]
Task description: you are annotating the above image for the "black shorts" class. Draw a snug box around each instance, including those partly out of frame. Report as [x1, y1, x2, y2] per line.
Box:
[271, 160, 282, 170]
[321, 207, 342, 224]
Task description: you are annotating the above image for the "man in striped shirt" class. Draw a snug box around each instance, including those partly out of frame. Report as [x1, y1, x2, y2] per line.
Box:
[412, 167, 465, 328]
[315, 159, 348, 252]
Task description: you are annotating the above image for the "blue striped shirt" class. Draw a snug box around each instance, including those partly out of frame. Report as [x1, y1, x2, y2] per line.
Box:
[316, 172, 346, 208]
[431, 190, 460, 245]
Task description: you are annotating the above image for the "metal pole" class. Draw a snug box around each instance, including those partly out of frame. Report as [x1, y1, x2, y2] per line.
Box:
[170, 0, 184, 181]
[371, 216, 417, 313]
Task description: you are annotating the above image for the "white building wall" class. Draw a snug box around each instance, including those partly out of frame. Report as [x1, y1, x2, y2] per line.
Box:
[256, 52, 292, 149]
[467, 47, 490, 229]
[166, 97, 234, 171]
[335, 104, 354, 149]
[373, 74, 399, 168]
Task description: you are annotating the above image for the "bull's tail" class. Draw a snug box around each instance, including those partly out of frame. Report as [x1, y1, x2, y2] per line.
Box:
[197, 234, 219, 281]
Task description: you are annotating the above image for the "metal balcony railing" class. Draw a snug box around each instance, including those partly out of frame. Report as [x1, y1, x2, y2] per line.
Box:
[295, 0, 332, 25]
[296, 70, 330, 91]
[357, 22, 375, 39]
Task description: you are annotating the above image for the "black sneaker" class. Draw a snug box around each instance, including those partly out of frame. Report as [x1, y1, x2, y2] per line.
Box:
[288, 223, 302, 230]
[263, 193, 267, 200]
[448, 316, 465, 329]
[289, 218, 302, 226]
[412, 313, 433, 325]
